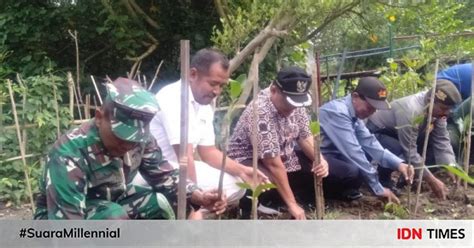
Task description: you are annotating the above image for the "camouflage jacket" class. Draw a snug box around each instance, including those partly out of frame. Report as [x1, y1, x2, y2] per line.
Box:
[35, 119, 197, 219]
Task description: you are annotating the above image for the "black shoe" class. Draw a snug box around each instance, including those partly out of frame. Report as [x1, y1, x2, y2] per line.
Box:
[341, 189, 363, 201]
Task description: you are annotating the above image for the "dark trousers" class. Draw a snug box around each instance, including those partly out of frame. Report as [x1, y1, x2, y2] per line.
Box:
[322, 152, 364, 198]
[238, 151, 318, 215]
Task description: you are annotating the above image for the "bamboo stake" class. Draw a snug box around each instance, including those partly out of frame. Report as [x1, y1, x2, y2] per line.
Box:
[52, 85, 61, 138]
[310, 50, 324, 219]
[67, 72, 74, 119]
[143, 75, 148, 90]
[250, 53, 260, 220]
[68, 30, 82, 105]
[90, 76, 103, 105]
[149, 60, 164, 91]
[177, 40, 190, 220]
[6, 80, 35, 212]
[85, 94, 91, 119]
[463, 62, 474, 190]
[1, 154, 40, 163]
[414, 60, 439, 215]
[68, 72, 83, 120]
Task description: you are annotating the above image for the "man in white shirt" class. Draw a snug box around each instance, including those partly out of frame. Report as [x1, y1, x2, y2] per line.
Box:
[138, 48, 268, 211]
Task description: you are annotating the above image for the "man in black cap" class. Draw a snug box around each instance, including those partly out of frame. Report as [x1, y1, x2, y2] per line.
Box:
[319, 77, 413, 203]
[367, 79, 462, 200]
[228, 66, 329, 219]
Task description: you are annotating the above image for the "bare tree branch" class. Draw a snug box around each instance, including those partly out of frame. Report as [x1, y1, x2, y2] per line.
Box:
[128, 0, 160, 30]
[290, 0, 361, 45]
[229, 14, 293, 74]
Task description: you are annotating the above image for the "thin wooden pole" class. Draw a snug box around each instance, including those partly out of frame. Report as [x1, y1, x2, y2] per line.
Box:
[311, 50, 325, 219]
[85, 94, 91, 119]
[177, 40, 190, 220]
[6, 79, 35, 212]
[90, 76, 103, 105]
[68, 72, 83, 120]
[250, 53, 260, 220]
[52, 85, 61, 138]
[68, 30, 82, 105]
[67, 72, 74, 119]
[463, 62, 474, 190]
[414, 59, 439, 215]
[149, 60, 164, 91]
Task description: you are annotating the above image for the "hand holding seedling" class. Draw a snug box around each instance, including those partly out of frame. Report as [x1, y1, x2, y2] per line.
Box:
[311, 155, 329, 178]
[380, 188, 400, 204]
[398, 163, 414, 184]
[239, 166, 270, 188]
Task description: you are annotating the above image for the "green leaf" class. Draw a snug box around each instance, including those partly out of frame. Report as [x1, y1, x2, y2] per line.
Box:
[252, 183, 277, 199]
[442, 165, 474, 184]
[236, 182, 252, 190]
[309, 121, 320, 135]
[229, 80, 242, 100]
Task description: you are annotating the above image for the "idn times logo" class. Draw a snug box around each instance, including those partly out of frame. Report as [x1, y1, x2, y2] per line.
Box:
[397, 228, 465, 240]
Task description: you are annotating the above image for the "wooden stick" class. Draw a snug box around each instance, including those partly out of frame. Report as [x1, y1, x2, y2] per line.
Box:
[68, 30, 82, 105]
[6, 79, 35, 212]
[52, 84, 61, 138]
[149, 60, 164, 91]
[0, 153, 40, 163]
[249, 51, 260, 220]
[67, 72, 74, 119]
[90, 75, 103, 105]
[177, 40, 190, 220]
[414, 59, 439, 215]
[310, 50, 325, 219]
[85, 94, 91, 119]
[68, 72, 83, 120]
[464, 62, 474, 190]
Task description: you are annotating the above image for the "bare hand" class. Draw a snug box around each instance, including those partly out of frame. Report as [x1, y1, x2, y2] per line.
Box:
[239, 167, 270, 187]
[288, 203, 306, 220]
[311, 156, 329, 178]
[398, 163, 414, 184]
[427, 177, 448, 200]
[379, 187, 400, 204]
[199, 189, 228, 215]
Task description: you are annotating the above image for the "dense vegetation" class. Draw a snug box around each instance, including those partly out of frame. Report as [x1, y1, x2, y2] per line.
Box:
[0, 0, 472, 208]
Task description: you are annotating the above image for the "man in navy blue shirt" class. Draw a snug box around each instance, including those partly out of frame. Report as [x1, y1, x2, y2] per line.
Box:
[319, 77, 413, 203]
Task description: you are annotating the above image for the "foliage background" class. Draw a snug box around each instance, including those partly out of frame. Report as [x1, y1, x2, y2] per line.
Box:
[0, 0, 472, 206]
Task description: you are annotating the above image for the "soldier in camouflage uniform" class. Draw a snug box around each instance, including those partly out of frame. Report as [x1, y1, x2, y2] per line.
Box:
[34, 77, 227, 219]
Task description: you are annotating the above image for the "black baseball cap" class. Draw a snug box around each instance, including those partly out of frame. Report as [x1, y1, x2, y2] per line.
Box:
[434, 79, 462, 106]
[354, 77, 391, 110]
[273, 66, 312, 107]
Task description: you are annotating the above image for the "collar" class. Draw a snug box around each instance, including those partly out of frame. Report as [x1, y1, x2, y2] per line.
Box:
[344, 95, 357, 121]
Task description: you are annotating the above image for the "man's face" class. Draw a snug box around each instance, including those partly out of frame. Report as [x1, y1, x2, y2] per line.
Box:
[270, 85, 297, 117]
[190, 62, 230, 105]
[352, 93, 376, 119]
[431, 102, 451, 118]
[95, 110, 140, 157]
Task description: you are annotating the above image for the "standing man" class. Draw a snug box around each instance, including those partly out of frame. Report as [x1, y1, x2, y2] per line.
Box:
[144, 48, 268, 209]
[228, 66, 329, 220]
[319, 77, 413, 203]
[367, 80, 462, 199]
[34, 78, 226, 219]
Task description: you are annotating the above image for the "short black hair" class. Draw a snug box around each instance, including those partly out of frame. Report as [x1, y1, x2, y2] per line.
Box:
[190, 48, 229, 75]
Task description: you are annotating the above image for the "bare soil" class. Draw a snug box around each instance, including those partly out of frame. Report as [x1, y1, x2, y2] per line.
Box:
[1, 171, 473, 220]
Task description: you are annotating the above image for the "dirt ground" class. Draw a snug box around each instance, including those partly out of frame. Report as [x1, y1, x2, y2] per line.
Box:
[1, 171, 473, 220]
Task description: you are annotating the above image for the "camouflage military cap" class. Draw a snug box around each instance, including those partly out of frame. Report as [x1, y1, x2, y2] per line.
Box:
[105, 77, 159, 143]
